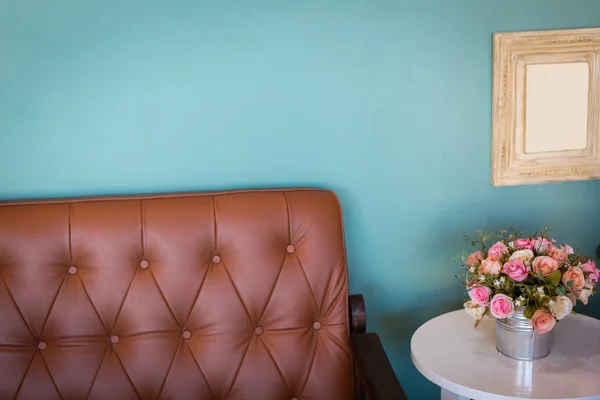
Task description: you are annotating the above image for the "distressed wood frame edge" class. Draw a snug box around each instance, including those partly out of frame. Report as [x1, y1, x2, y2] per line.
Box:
[491, 27, 600, 186]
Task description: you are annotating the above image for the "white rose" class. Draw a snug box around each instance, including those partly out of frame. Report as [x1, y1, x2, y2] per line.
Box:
[509, 249, 535, 266]
[549, 296, 573, 320]
[579, 290, 592, 305]
[464, 300, 486, 321]
[578, 279, 594, 305]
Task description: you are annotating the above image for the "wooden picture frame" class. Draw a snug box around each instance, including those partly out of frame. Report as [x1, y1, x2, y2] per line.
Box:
[491, 27, 600, 186]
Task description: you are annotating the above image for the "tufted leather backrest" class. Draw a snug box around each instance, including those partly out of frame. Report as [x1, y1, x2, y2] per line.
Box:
[0, 189, 352, 400]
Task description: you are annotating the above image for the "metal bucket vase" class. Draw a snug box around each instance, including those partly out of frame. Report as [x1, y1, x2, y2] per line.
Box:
[495, 307, 553, 360]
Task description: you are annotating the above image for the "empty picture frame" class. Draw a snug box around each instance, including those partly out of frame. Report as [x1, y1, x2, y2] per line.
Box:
[491, 27, 600, 186]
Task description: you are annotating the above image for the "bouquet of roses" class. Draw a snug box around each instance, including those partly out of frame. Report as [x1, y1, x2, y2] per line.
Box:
[456, 227, 599, 334]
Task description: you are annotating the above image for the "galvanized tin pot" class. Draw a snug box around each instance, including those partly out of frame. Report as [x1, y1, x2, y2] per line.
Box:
[495, 307, 553, 360]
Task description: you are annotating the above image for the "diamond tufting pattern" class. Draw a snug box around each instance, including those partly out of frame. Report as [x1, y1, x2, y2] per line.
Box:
[0, 189, 352, 400]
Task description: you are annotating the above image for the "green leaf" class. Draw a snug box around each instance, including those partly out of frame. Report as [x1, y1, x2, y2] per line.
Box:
[537, 270, 545, 281]
[556, 286, 565, 296]
[525, 277, 536, 285]
[505, 281, 515, 295]
[523, 305, 535, 319]
[474, 319, 482, 329]
[546, 270, 561, 284]
[566, 280, 575, 288]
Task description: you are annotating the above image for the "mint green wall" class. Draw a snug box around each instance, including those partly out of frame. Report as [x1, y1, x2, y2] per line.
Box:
[2, 0, 600, 398]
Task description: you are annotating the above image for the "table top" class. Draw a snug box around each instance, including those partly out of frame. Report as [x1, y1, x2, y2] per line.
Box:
[411, 310, 600, 400]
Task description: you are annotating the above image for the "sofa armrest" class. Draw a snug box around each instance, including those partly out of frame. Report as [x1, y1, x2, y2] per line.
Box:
[350, 332, 408, 400]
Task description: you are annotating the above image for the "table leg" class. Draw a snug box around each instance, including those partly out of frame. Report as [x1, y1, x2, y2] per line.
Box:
[441, 388, 470, 400]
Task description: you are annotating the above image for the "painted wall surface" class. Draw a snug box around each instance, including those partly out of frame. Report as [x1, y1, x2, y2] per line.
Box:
[2, 1, 600, 397]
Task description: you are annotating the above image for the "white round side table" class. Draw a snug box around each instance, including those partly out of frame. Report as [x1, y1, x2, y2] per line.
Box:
[411, 310, 600, 400]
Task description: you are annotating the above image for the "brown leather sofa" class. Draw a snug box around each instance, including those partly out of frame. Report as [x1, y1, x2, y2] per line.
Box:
[0, 189, 406, 400]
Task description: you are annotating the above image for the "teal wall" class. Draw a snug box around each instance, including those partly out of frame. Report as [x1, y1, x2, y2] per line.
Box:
[2, 0, 600, 398]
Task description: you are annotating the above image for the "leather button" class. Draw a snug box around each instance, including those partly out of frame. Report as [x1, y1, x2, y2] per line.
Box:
[286, 245, 296, 254]
[38, 341, 47, 350]
[110, 335, 120, 344]
[291, 398, 298, 400]
[140, 260, 149, 269]
[212, 255, 221, 264]
[183, 330, 192, 340]
[313, 321, 322, 330]
[68, 266, 77, 275]
[255, 326, 264, 335]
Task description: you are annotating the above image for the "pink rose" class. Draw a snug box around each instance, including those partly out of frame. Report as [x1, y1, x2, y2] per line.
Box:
[490, 294, 514, 319]
[468, 286, 492, 306]
[514, 238, 533, 251]
[561, 244, 574, 255]
[532, 256, 558, 277]
[562, 266, 585, 292]
[501, 259, 529, 282]
[533, 237, 552, 254]
[479, 258, 502, 276]
[488, 241, 509, 261]
[581, 260, 599, 284]
[547, 246, 568, 266]
[531, 309, 556, 334]
[467, 251, 484, 267]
